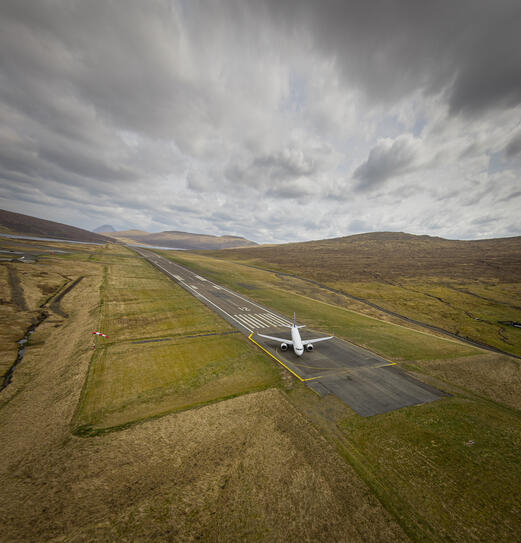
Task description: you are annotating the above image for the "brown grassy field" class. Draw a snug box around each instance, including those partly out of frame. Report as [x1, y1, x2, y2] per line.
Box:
[199, 232, 521, 357]
[0, 239, 100, 378]
[1, 239, 520, 541]
[158, 248, 521, 541]
[0, 242, 410, 542]
[74, 245, 282, 434]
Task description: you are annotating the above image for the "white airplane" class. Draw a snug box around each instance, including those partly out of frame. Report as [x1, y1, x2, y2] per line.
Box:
[257, 314, 333, 356]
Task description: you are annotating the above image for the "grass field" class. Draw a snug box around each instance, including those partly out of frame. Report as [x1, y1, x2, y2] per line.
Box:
[0, 239, 96, 377]
[287, 383, 521, 543]
[74, 245, 282, 433]
[330, 279, 521, 356]
[2, 239, 520, 541]
[1, 241, 410, 542]
[341, 397, 521, 542]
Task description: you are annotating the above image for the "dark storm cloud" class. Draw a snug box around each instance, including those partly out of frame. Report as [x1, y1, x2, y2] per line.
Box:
[0, 0, 520, 242]
[259, 0, 521, 115]
[353, 135, 420, 190]
[505, 132, 521, 158]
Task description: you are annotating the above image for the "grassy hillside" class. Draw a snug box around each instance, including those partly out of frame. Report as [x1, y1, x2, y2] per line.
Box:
[0, 208, 113, 243]
[198, 232, 521, 357]
[201, 232, 521, 281]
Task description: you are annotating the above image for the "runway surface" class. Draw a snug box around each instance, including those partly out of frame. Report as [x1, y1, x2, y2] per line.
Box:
[135, 248, 442, 416]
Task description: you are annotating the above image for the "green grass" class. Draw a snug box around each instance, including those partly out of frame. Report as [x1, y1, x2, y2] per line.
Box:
[337, 396, 521, 542]
[160, 251, 478, 361]
[334, 279, 521, 357]
[73, 246, 282, 434]
[100, 258, 230, 341]
[76, 333, 280, 432]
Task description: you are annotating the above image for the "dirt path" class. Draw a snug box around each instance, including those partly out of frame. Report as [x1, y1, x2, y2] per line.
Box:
[49, 276, 84, 317]
[6, 266, 27, 311]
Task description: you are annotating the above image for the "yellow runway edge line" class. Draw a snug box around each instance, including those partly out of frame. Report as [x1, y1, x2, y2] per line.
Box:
[248, 332, 397, 383]
[248, 332, 304, 382]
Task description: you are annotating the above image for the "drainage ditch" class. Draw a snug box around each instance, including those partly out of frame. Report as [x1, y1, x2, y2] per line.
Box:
[1, 311, 48, 391]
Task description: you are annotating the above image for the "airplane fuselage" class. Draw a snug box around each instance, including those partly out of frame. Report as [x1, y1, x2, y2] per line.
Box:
[290, 324, 304, 356]
[256, 314, 333, 357]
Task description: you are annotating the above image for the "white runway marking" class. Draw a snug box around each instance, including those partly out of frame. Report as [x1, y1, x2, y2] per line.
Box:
[213, 285, 222, 290]
[152, 262, 251, 331]
[233, 314, 257, 328]
[250, 314, 275, 327]
[230, 312, 291, 329]
[173, 274, 183, 281]
[242, 314, 267, 328]
[235, 314, 261, 328]
[260, 312, 291, 327]
[195, 275, 207, 281]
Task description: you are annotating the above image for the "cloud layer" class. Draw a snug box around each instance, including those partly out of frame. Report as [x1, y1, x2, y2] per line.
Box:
[1, 0, 520, 242]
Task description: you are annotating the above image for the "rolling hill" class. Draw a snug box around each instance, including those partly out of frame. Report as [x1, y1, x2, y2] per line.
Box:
[200, 231, 521, 282]
[0, 209, 114, 243]
[108, 229, 257, 250]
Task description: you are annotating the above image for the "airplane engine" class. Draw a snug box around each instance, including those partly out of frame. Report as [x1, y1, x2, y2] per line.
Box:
[306, 344, 314, 352]
[280, 343, 288, 351]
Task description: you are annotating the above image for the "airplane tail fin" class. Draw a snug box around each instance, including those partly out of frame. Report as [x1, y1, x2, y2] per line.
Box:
[293, 312, 305, 328]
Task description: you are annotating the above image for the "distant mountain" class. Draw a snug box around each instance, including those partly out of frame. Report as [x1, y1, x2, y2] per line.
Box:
[0, 209, 114, 243]
[111, 229, 257, 250]
[93, 224, 115, 233]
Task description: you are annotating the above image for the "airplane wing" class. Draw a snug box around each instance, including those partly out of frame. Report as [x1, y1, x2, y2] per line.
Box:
[257, 333, 293, 345]
[301, 336, 334, 345]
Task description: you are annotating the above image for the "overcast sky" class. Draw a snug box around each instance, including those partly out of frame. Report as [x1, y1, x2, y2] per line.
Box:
[1, 0, 520, 243]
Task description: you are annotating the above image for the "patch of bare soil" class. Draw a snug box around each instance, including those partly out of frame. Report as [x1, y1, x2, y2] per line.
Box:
[0, 267, 409, 542]
[49, 276, 84, 318]
[6, 265, 27, 311]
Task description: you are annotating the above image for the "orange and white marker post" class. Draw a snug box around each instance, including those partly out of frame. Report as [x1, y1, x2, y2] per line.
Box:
[92, 330, 109, 349]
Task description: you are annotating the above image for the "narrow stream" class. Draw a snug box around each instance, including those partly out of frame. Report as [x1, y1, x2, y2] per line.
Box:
[1, 311, 48, 391]
[499, 320, 521, 329]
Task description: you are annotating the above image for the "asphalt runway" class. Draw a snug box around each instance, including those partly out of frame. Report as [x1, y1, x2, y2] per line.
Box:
[135, 248, 442, 416]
